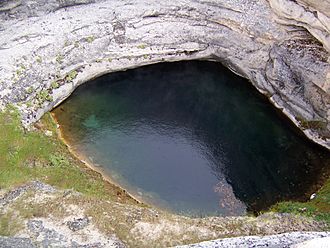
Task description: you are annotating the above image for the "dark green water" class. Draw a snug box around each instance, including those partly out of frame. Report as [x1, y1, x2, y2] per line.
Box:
[53, 61, 330, 216]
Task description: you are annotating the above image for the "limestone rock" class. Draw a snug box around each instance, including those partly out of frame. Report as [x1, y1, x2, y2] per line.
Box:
[269, 0, 330, 53]
[0, 0, 329, 149]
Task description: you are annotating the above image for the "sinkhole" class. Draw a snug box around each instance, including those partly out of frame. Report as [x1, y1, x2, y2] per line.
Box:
[53, 61, 330, 216]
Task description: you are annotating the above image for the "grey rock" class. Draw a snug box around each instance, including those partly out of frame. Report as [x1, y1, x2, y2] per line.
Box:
[67, 217, 90, 232]
[175, 231, 330, 248]
[0, 237, 35, 248]
[0, 181, 56, 207]
[269, 0, 330, 53]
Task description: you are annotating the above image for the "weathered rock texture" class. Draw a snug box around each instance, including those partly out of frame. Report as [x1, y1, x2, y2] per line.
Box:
[269, 0, 330, 53]
[0, 0, 329, 150]
[175, 232, 330, 248]
[0, 181, 328, 247]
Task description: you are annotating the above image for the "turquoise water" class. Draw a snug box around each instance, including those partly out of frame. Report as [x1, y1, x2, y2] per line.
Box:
[53, 61, 330, 216]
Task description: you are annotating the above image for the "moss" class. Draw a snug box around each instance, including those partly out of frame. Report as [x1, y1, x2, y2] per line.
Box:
[64, 40, 71, 47]
[65, 70, 78, 82]
[26, 86, 34, 94]
[95, 58, 102, 63]
[56, 54, 64, 64]
[108, 58, 112, 62]
[74, 41, 80, 48]
[86, 36, 95, 43]
[296, 117, 327, 131]
[137, 44, 147, 49]
[36, 90, 53, 103]
[36, 56, 42, 64]
[51, 81, 60, 89]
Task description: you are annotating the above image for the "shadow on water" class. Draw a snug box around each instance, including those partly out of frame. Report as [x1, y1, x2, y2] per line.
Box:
[53, 61, 330, 216]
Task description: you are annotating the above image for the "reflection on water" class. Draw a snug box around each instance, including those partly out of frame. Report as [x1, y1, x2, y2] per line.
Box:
[53, 61, 330, 216]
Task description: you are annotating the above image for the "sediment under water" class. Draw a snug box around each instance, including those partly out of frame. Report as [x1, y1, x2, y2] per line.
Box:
[53, 61, 330, 216]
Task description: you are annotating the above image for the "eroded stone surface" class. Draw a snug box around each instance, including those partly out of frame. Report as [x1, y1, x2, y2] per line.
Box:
[0, 0, 329, 149]
[175, 232, 330, 248]
[0, 181, 327, 247]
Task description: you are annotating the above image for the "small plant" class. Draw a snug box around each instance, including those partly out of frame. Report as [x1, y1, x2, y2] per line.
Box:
[95, 58, 102, 63]
[66, 70, 78, 82]
[86, 36, 95, 43]
[143, 54, 149, 59]
[56, 54, 64, 64]
[26, 101, 33, 108]
[137, 44, 147, 49]
[51, 81, 60, 89]
[26, 86, 34, 94]
[15, 69, 22, 76]
[37, 90, 53, 103]
[74, 41, 80, 48]
[36, 56, 42, 64]
[64, 40, 71, 47]
[108, 58, 112, 62]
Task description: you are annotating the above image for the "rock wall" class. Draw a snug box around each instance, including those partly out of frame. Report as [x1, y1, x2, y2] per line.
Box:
[0, 0, 329, 149]
[269, 0, 330, 53]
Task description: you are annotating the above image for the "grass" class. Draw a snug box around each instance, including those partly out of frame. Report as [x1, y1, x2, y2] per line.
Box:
[271, 179, 330, 227]
[0, 212, 22, 236]
[0, 107, 133, 200]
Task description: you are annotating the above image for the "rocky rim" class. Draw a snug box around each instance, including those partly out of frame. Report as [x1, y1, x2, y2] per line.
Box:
[0, 0, 329, 149]
[0, 0, 330, 247]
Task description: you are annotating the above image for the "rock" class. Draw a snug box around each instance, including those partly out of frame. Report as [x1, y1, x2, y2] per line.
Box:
[292, 236, 330, 248]
[0, 0, 329, 153]
[269, 0, 330, 53]
[66, 217, 90, 232]
[310, 193, 316, 200]
[175, 232, 330, 248]
[0, 237, 35, 248]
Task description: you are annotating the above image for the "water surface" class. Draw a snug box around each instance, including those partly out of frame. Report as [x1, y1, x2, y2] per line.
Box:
[53, 61, 330, 216]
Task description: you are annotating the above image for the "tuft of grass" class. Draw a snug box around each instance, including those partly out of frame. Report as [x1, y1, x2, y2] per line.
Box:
[65, 70, 78, 82]
[86, 36, 95, 43]
[56, 54, 64, 64]
[36, 90, 53, 103]
[137, 44, 147, 49]
[0, 213, 22, 236]
[26, 86, 34, 94]
[51, 81, 60, 89]
[36, 56, 42, 64]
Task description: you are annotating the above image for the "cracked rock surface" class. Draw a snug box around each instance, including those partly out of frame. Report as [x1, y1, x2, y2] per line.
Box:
[0, 0, 329, 149]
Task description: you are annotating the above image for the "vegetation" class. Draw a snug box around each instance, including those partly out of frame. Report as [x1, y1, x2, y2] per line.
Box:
[137, 44, 147, 49]
[56, 54, 64, 64]
[296, 116, 327, 131]
[51, 81, 60, 89]
[36, 56, 42, 64]
[65, 70, 78, 82]
[0, 107, 121, 198]
[86, 36, 95, 43]
[36, 89, 52, 103]
[271, 181, 330, 227]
